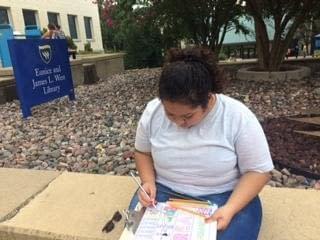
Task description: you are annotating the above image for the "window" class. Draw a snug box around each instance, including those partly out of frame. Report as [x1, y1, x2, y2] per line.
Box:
[23, 9, 37, 26]
[0, 7, 9, 25]
[47, 12, 59, 26]
[67, 14, 78, 39]
[84, 17, 93, 39]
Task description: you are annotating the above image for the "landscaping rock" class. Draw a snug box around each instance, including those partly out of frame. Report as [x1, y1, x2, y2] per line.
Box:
[0, 68, 319, 189]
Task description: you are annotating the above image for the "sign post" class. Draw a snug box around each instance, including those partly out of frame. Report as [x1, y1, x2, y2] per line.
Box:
[8, 39, 75, 118]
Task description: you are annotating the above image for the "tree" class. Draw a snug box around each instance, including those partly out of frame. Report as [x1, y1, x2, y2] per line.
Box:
[123, 16, 163, 68]
[95, 0, 163, 68]
[149, 0, 246, 56]
[95, 0, 249, 67]
[93, 0, 124, 51]
[97, 0, 247, 55]
[244, 0, 320, 71]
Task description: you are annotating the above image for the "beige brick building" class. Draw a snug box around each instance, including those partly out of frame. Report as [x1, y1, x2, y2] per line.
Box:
[0, 0, 103, 51]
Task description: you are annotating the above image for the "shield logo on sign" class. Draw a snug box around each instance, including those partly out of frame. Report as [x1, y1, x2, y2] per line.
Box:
[38, 45, 52, 64]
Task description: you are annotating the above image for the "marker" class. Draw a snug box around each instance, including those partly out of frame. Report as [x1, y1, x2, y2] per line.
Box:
[158, 189, 212, 205]
[129, 171, 157, 208]
[169, 198, 211, 206]
[167, 203, 205, 219]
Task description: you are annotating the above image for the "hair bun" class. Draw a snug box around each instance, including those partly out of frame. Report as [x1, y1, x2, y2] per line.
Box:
[163, 46, 227, 94]
[165, 47, 216, 66]
[183, 54, 203, 64]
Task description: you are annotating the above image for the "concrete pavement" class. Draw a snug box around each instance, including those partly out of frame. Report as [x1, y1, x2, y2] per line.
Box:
[0, 168, 319, 240]
[0, 168, 60, 222]
[0, 170, 136, 240]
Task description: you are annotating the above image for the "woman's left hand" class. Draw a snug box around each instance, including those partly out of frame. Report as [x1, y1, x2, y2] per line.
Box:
[205, 205, 235, 231]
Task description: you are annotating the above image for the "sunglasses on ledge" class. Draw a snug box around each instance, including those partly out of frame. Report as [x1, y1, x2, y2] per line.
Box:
[102, 210, 122, 233]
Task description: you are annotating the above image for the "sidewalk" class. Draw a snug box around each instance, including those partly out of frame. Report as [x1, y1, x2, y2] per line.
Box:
[1, 168, 319, 240]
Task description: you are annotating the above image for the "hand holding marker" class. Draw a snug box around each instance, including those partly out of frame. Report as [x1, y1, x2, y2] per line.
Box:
[129, 171, 157, 208]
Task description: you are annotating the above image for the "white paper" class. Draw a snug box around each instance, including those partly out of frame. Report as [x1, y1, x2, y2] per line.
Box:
[134, 203, 217, 240]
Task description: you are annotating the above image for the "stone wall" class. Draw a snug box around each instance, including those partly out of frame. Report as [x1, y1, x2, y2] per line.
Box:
[219, 58, 320, 80]
[283, 58, 320, 76]
[70, 60, 84, 87]
[81, 53, 125, 80]
[0, 53, 125, 104]
[219, 61, 256, 81]
[0, 76, 16, 104]
[237, 66, 311, 82]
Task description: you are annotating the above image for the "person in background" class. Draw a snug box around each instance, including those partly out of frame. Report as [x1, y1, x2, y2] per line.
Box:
[302, 44, 307, 58]
[41, 23, 57, 39]
[55, 24, 66, 39]
[294, 43, 300, 58]
[129, 47, 274, 240]
[285, 48, 291, 59]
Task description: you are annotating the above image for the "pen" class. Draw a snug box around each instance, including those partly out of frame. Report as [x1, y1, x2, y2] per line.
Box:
[129, 171, 157, 208]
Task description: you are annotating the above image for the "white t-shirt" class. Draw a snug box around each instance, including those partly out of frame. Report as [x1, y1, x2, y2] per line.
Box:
[135, 94, 274, 196]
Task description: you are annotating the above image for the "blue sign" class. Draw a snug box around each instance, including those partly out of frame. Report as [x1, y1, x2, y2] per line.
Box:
[8, 39, 75, 118]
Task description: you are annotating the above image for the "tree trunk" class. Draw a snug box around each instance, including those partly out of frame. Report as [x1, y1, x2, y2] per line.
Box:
[247, 0, 317, 71]
[253, 17, 270, 70]
[214, 24, 228, 58]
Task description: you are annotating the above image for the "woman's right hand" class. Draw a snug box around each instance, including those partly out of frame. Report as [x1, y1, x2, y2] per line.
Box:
[138, 181, 157, 207]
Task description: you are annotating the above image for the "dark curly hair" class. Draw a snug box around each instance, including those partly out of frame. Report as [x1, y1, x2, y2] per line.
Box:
[159, 47, 228, 108]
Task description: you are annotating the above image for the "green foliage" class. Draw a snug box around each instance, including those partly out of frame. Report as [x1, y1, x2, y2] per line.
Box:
[84, 42, 93, 52]
[124, 20, 163, 69]
[104, 24, 125, 51]
[96, 0, 244, 67]
[97, 1, 163, 68]
[66, 36, 77, 50]
[41, 28, 47, 35]
[150, 0, 245, 55]
[218, 52, 228, 61]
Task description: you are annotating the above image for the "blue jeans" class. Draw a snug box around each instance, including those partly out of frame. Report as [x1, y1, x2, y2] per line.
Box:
[129, 182, 262, 240]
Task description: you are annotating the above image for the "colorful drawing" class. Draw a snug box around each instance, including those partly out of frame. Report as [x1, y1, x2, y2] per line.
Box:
[133, 202, 217, 240]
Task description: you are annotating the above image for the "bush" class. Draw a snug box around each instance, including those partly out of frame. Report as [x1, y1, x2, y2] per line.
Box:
[124, 23, 163, 69]
[218, 52, 228, 61]
[41, 28, 47, 35]
[84, 42, 93, 52]
[66, 36, 77, 50]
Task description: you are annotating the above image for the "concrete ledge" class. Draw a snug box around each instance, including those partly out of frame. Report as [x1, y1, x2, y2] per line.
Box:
[236, 66, 311, 82]
[0, 53, 125, 104]
[259, 186, 319, 239]
[0, 77, 16, 104]
[0, 76, 15, 88]
[0, 169, 319, 240]
[70, 59, 84, 87]
[0, 168, 61, 223]
[81, 53, 126, 62]
[0, 60, 85, 90]
[0, 68, 13, 77]
[0, 172, 136, 240]
[81, 53, 125, 80]
[69, 59, 84, 66]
